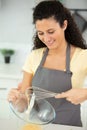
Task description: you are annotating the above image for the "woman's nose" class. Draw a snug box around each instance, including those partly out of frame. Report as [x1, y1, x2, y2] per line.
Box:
[43, 34, 51, 42]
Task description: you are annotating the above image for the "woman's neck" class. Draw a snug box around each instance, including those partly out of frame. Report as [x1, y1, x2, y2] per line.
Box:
[48, 42, 67, 56]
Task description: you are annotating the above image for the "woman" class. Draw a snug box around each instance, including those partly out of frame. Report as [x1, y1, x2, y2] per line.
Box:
[8, 0, 87, 127]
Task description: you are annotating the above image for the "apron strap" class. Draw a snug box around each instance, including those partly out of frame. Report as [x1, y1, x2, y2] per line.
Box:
[39, 45, 72, 75]
[66, 44, 72, 74]
[39, 48, 48, 66]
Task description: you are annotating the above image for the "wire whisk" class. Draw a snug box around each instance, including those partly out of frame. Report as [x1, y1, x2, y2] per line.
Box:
[26, 86, 57, 100]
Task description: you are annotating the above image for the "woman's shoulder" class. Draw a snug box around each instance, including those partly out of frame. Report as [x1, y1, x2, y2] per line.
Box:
[71, 47, 87, 65]
[72, 47, 87, 64]
[28, 47, 46, 60]
[32, 47, 46, 54]
[76, 47, 87, 56]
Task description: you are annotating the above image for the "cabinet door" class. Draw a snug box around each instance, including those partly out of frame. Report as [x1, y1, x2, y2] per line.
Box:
[0, 89, 10, 119]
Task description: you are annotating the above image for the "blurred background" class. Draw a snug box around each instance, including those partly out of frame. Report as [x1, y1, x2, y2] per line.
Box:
[0, 0, 34, 65]
[0, 0, 87, 65]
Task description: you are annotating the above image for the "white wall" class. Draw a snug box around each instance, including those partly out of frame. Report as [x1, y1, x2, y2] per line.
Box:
[64, 0, 87, 19]
[64, 0, 87, 9]
[0, 0, 34, 44]
[0, 0, 35, 65]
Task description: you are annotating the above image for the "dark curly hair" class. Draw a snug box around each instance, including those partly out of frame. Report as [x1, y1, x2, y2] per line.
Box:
[32, 0, 86, 49]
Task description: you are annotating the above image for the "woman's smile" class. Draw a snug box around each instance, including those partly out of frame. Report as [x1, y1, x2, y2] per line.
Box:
[45, 39, 55, 47]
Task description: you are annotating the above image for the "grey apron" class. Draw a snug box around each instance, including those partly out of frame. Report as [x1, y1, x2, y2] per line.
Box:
[32, 44, 82, 126]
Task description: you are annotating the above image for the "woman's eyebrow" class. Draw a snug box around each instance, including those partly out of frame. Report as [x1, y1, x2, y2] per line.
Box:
[37, 28, 55, 32]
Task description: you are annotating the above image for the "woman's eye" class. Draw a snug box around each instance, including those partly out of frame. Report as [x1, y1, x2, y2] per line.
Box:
[37, 31, 55, 36]
[38, 32, 44, 35]
[48, 31, 54, 34]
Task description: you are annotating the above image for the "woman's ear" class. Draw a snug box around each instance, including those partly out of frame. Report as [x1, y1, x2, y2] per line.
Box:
[63, 20, 68, 30]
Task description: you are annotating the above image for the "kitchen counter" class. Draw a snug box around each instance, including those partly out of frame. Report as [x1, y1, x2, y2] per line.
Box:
[43, 124, 86, 130]
[0, 120, 86, 130]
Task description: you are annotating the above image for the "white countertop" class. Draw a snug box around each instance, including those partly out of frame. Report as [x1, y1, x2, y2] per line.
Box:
[0, 120, 86, 130]
[43, 124, 86, 130]
[0, 63, 23, 79]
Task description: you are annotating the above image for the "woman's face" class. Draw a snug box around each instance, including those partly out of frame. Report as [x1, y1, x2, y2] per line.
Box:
[35, 17, 67, 50]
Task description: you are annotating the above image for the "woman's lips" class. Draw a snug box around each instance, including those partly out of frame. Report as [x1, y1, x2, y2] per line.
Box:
[46, 41, 54, 46]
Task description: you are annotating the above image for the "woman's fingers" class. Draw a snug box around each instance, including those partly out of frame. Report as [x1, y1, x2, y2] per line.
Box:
[7, 88, 20, 102]
[55, 92, 68, 98]
[55, 88, 87, 105]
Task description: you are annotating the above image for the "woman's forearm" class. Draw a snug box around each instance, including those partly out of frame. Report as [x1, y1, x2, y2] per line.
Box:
[19, 71, 33, 94]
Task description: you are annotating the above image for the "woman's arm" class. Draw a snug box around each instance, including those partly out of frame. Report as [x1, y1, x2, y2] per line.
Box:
[19, 71, 33, 93]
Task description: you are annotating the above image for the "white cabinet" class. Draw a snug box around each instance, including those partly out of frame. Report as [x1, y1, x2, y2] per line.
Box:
[0, 78, 19, 118]
[0, 79, 23, 130]
[0, 64, 23, 130]
[0, 78, 19, 89]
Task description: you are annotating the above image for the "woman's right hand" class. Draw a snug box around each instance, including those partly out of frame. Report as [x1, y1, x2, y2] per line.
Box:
[7, 88, 21, 102]
[7, 85, 28, 113]
[7, 82, 23, 102]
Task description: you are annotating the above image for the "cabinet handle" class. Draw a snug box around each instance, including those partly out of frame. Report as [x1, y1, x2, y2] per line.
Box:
[0, 88, 7, 90]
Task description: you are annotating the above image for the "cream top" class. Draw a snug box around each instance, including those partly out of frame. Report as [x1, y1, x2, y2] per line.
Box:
[23, 47, 87, 88]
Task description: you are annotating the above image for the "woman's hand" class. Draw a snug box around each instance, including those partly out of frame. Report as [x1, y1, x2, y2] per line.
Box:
[7, 88, 21, 102]
[7, 82, 22, 102]
[7, 83, 28, 113]
[55, 88, 87, 105]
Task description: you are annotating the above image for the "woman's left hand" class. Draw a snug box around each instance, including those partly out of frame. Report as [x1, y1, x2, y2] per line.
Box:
[55, 88, 87, 105]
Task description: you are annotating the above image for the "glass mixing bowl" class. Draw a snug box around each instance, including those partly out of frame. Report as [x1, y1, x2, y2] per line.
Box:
[9, 87, 56, 125]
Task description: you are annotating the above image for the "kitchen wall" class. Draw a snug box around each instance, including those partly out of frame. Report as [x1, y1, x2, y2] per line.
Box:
[0, 0, 35, 65]
[64, 0, 87, 9]
[0, 0, 87, 66]
[64, 0, 87, 32]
